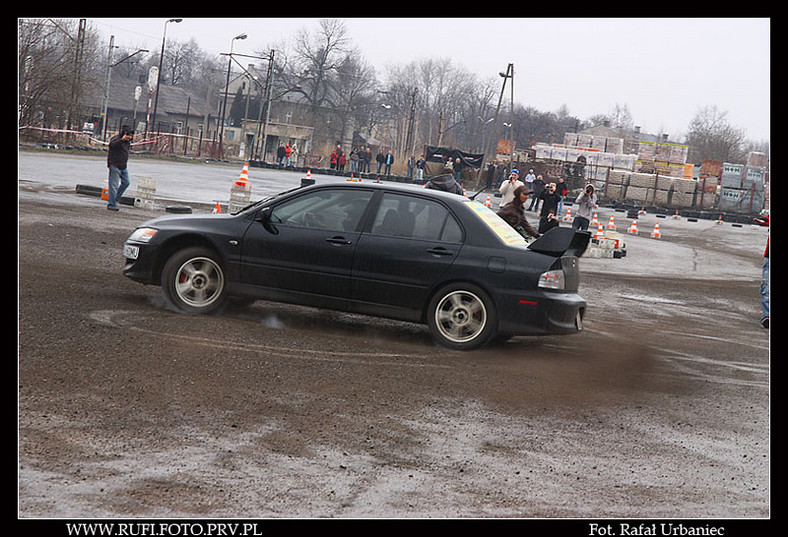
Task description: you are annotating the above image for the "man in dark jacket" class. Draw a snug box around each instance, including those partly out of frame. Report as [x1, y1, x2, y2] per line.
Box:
[106, 126, 134, 211]
[537, 182, 562, 234]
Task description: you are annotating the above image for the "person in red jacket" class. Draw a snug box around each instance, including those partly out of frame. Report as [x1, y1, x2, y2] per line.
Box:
[284, 143, 292, 166]
[753, 214, 769, 328]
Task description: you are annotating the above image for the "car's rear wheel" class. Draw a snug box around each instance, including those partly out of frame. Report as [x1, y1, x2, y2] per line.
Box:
[161, 247, 227, 314]
[427, 283, 497, 350]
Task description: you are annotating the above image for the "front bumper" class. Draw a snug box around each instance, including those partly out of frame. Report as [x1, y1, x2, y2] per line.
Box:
[122, 241, 159, 285]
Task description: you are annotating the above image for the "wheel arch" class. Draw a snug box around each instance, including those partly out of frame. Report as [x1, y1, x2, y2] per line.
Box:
[151, 233, 226, 286]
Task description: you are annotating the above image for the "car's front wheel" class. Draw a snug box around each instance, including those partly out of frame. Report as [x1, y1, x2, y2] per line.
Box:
[427, 283, 497, 350]
[161, 247, 227, 314]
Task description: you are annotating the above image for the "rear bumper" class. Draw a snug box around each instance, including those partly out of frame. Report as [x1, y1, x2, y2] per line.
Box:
[496, 290, 586, 336]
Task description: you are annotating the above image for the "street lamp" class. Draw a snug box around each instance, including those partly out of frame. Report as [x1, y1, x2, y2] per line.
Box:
[150, 18, 182, 138]
[218, 32, 247, 154]
[477, 63, 514, 184]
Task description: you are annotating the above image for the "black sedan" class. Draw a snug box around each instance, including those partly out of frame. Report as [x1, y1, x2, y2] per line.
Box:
[122, 181, 589, 350]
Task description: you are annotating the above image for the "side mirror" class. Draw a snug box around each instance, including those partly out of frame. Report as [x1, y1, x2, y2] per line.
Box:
[257, 207, 278, 234]
[258, 206, 272, 223]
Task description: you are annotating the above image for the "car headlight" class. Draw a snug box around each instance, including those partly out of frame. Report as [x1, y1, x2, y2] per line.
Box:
[128, 227, 158, 243]
[538, 269, 565, 290]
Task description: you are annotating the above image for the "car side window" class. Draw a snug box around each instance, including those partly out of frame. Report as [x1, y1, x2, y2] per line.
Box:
[270, 189, 373, 232]
[370, 193, 463, 242]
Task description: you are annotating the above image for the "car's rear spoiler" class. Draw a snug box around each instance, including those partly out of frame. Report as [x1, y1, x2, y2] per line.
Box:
[528, 227, 591, 258]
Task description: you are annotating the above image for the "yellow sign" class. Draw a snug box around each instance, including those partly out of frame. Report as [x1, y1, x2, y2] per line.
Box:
[465, 201, 527, 246]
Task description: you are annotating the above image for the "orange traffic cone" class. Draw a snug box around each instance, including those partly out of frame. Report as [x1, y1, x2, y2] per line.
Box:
[235, 162, 249, 186]
[672, 209, 680, 219]
[650, 222, 661, 238]
[485, 194, 492, 208]
[212, 202, 221, 214]
[306, 169, 312, 180]
[606, 214, 616, 230]
[715, 215, 723, 225]
[627, 218, 638, 234]
[638, 206, 646, 216]
[594, 223, 604, 240]
[591, 212, 599, 226]
[563, 207, 572, 222]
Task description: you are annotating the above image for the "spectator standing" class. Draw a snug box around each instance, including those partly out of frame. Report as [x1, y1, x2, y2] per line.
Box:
[276, 143, 285, 166]
[524, 168, 536, 191]
[556, 177, 568, 216]
[537, 182, 561, 234]
[384, 151, 394, 175]
[485, 161, 497, 191]
[452, 157, 462, 183]
[364, 147, 373, 173]
[754, 215, 769, 328]
[349, 148, 360, 174]
[283, 143, 292, 166]
[415, 155, 426, 181]
[528, 174, 546, 212]
[407, 155, 416, 178]
[572, 184, 598, 231]
[498, 168, 523, 208]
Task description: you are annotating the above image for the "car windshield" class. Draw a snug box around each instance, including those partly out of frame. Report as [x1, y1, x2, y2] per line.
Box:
[462, 200, 528, 247]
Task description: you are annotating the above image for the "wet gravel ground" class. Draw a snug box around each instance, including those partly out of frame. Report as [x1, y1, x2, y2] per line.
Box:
[18, 180, 769, 524]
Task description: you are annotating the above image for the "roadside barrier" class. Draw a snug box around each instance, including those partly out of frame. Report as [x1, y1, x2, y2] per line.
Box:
[134, 176, 157, 209]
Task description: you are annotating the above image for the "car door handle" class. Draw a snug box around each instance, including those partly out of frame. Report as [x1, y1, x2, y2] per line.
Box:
[325, 236, 352, 245]
[427, 247, 454, 257]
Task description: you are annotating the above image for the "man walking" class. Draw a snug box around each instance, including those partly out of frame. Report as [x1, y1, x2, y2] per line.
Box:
[106, 126, 134, 211]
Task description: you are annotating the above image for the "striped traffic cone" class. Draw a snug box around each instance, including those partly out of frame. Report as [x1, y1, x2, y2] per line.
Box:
[235, 162, 249, 186]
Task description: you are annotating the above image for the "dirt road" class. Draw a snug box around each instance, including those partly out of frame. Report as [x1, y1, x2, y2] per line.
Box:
[18, 180, 769, 522]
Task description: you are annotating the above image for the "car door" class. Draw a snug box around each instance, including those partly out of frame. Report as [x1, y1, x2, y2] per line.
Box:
[240, 187, 374, 304]
[351, 191, 464, 316]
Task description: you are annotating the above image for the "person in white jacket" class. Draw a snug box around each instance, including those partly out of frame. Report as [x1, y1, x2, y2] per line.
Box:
[572, 183, 598, 231]
[498, 169, 524, 208]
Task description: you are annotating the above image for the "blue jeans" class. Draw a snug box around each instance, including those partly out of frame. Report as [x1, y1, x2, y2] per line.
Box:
[760, 256, 769, 321]
[107, 165, 130, 209]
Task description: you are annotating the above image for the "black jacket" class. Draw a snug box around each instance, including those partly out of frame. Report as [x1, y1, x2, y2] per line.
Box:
[107, 134, 131, 169]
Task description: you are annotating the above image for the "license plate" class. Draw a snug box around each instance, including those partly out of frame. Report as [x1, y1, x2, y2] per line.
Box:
[123, 243, 139, 260]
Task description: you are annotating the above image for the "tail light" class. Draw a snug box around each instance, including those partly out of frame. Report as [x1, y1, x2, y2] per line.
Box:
[538, 269, 565, 290]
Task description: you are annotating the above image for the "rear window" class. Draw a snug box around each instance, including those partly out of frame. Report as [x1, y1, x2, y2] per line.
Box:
[463, 200, 528, 246]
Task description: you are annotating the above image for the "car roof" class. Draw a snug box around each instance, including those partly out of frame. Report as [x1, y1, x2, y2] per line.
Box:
[304, 180, 470, 205]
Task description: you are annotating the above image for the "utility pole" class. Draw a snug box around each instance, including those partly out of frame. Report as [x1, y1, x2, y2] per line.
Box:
[477, 63, 513, 185]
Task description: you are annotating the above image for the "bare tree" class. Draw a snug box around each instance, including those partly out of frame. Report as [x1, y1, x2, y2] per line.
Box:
[19, 18, 104, 131]
[685, 105, 747, 163]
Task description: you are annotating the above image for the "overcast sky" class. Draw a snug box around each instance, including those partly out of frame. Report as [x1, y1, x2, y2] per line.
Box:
[87, 17, 771, 143]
